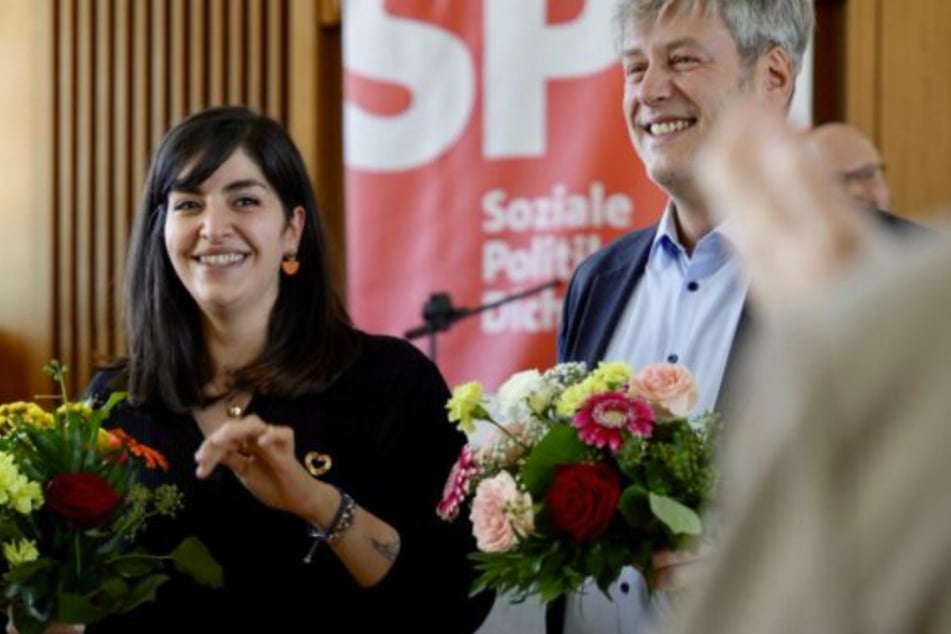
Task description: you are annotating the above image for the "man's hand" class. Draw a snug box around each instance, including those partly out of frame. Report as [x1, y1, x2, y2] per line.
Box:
[695, 101, 878, 319]
[652, 543, 712, 591]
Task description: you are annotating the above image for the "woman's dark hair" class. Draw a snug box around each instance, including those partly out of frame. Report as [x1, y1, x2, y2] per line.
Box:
[123, 106, 359, 411]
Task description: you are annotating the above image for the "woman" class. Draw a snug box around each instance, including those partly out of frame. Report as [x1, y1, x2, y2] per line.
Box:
[79, 106, 490, 632]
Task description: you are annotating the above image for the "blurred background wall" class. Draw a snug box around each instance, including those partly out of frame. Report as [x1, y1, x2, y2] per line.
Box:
[0, 0, 949, 400]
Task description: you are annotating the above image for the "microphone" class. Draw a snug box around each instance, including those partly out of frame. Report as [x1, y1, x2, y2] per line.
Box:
[403, 279, 562, 356]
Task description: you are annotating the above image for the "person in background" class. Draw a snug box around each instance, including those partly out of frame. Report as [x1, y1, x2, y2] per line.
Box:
[553, 1, 814, 632]
[807, 121, 891, 213]
[53, 106, 491, 633]
[667, 99, 951, 634]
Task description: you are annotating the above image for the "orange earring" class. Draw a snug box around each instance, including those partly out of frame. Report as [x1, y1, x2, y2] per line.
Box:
[281, 253, 300, 276]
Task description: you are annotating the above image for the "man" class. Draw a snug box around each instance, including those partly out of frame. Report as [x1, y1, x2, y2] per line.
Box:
[669, 100, 951, 634]
[553, 1, 813, 632]
[808, 122, 891, 212]
[807, 123, 924, 237]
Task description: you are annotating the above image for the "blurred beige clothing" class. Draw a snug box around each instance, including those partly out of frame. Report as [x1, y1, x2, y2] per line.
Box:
[667, 236, 951, 634]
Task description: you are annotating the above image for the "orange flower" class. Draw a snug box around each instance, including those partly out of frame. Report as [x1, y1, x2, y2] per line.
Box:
[97, 428, 123, 452]
[110, 429, 169, 471]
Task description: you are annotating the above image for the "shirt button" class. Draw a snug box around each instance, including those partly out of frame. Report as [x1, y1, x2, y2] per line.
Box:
[620, 582, 630, 594]
[667, 354, 679, 363]
[687, 281, 699, 292]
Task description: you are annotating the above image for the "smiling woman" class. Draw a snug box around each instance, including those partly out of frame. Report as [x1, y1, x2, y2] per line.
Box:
[163, 150, 304, 321]
[72, 107, 492, 633]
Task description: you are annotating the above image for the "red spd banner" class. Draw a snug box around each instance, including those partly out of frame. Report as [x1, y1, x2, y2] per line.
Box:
[343, 0, 665, 388]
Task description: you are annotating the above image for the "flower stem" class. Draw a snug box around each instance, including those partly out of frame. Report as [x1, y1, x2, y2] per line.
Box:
[484, 417, 531, 451]
[74, 531, 81, 578]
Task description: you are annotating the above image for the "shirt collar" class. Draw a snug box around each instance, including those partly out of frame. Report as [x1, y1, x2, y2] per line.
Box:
[648, 202, 737, 277]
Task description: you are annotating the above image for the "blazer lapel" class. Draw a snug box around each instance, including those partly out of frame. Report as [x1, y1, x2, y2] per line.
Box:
[576, 232, 654, 367]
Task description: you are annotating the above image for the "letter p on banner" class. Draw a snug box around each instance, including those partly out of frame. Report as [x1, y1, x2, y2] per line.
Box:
[344, 0, 664, 389]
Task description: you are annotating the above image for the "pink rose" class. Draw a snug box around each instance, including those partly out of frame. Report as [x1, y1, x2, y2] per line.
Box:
[469, 472, 533, 553]
[631, 363, 698, 418]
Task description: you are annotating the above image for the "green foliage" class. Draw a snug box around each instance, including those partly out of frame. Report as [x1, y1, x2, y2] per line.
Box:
[442, 362, 721, 603]
[0, 360, 222, 629]
[518, 425, 589, 499]
[648, 493, 702, 536]
[170, 537, 223, 588]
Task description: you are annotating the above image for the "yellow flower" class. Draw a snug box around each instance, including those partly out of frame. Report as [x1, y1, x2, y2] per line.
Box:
[0, 402, 54, 434]
[56, 401, 93, 419]
[590, 362, 632, 388]
[555, 363, 632, 417]
[9, 478, 43, 514]
[556, 382, 590, 417]
[2, 539, 39, 567]
[0, 453, 44, 514]
[447, 381, 484, 434]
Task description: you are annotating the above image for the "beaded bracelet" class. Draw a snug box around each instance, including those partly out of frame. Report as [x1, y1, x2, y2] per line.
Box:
[303, 487, 356, 564]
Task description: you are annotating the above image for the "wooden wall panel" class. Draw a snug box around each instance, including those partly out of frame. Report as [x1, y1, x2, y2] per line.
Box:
[48, 0, 296, 393]
[845, 0, 879, 136]
[879, 0, 951, 218]
[0, 0, 54, 402]
[846, 0, 951, 220]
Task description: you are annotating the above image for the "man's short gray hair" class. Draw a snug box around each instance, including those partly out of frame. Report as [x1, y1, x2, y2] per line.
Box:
[613, 0, 814, 78]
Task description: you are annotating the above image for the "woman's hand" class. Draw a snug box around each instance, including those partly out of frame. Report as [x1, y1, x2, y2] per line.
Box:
[194, 414, 318, 517]
[194, 413, 402, 587]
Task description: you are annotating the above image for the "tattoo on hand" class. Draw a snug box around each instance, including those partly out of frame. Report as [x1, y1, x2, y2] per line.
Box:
[370, 536, 401, 562]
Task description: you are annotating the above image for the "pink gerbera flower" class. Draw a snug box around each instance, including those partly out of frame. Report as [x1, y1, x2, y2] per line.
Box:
[437, 445, 482, 521]
[572, 392, 654, 452]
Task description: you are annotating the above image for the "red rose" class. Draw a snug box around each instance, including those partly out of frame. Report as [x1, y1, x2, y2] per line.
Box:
[546, 462, 620, 542]
[46, 473, 121, 528]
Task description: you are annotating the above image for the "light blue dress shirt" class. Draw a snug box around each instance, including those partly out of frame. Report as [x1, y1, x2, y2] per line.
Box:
[604, 205, 748, 413]
[565, 205, 748, 634]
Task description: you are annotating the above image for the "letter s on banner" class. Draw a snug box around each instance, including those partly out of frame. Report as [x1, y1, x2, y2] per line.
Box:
[483, 0, 616, 158]
[343, 0, 475, 171]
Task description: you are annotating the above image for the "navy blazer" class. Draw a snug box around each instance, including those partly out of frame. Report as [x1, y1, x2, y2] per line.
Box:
[557, 225, 656, 367]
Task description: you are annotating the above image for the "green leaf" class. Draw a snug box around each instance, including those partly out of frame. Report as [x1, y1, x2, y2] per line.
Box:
[101, 576, 130, 598]
[11, 602, 47, 634]
[4, 558, 53, 584]
[112, 555, 161, 578]
[618, 483, 650, 528]
[169, 537, 223, 588]
[114, 573, 170, 614]
[519, 426, 588, 498]
[648, 492, 702, 536]
[58, 592, 104, 624]
[95, 391, 127, 421]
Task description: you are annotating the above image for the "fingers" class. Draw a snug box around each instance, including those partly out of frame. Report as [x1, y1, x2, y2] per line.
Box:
[256, 423, 295, 453]
[652, 547, 709, 592]
[652, 548, 703, 568]
[653, 558, 705, 592]
[195, 416, 269, 478]
[194, 415, 296, 479]
[696, 102, 876, 318]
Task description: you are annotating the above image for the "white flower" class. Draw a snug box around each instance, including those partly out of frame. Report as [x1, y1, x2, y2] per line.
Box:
[497, 370, 554, 418]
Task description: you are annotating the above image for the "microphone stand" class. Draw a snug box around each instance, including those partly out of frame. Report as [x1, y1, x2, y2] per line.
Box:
[404, 279, 560, 362]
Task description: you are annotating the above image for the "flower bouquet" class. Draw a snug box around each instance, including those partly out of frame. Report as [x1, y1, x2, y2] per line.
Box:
[0, 362, 221, 633]
[437, 361, 719, 602]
